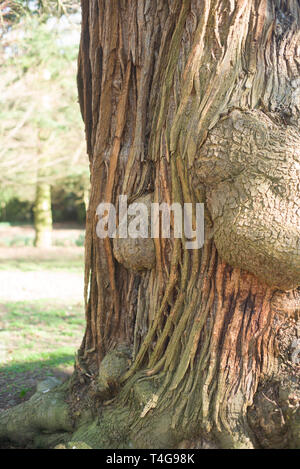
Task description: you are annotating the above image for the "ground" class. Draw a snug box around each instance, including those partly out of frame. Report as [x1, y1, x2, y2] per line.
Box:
[0, 224, 85, 412]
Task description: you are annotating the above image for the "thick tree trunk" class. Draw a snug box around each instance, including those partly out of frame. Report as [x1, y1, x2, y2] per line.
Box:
[74, 0, 300, 448]
[1, 0, 299, 449]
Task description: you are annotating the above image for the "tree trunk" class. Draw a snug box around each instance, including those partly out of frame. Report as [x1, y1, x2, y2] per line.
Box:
[33, 140, 53, 248]
[1, 0, 299, 449]
[33, 180, 52, 248]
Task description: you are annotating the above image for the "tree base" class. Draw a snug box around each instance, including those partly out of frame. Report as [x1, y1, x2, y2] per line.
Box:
[0, 373, 252, 449]
[0, 375, 214, 449]
[1, 304, 299, 450]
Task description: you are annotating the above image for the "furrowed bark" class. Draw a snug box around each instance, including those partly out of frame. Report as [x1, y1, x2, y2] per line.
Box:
[1, 0, 299, 449]
[73, 0, 300, 448]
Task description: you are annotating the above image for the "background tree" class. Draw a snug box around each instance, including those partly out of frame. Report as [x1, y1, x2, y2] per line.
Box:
[0, 0, 88, 246]
[0, 0, 300, 449]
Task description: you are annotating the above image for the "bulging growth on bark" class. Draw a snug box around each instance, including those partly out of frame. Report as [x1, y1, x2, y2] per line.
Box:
[1, 0, 300, 449]
[113, 193, 156, 272]
[194, 109, 300, 290]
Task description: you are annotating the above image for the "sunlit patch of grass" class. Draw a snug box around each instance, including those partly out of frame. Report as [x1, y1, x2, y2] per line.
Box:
[0, 300, 84, 374]
[0, 257, 84, 272]
[0, 349, 76, 375]
[0, 248, 85, 408]
[2, 301, 84, 326]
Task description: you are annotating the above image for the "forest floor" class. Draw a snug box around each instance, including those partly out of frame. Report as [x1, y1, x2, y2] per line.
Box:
[0, 225, 85, 411]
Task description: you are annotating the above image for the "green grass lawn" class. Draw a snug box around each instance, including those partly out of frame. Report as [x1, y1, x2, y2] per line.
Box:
[0, 258, 84, 272]
[0, 246, 85, 409]
[0, 249, 84, 272]
[0, 300, 85, 374]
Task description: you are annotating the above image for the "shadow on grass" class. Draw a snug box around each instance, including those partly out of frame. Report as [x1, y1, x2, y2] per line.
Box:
[0, 352, 75, 410]
[0, 350, 75, 375]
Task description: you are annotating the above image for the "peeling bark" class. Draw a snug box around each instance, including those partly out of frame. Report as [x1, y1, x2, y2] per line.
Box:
[74, 0, 300, 449]
[1, 0, 300, 449]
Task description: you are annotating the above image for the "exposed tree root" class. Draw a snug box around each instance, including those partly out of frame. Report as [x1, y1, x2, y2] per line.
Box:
[1, 359, 299, 450]
[0, 380, 73, 448]
[0, 375, 217, 449]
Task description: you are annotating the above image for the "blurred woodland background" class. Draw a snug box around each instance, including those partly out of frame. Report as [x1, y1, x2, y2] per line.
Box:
[0, 0, 88, 410]
[0, 0, 88, 248]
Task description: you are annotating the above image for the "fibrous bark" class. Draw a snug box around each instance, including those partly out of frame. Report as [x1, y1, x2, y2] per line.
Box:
[1, 0, 300, 449]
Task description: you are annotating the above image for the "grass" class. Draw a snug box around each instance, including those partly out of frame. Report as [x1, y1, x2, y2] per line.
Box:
[0, 257, 84, 272]
[0, 351, 77, 375]
[0, 246, 85, 408]
[0, 237, 85, 248]
[0, 221, 85, 250]
[0, 300, 85, 374]
[0, 259, 83, 273]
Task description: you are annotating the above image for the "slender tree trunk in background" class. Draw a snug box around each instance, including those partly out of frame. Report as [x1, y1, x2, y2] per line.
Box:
[0, 0, 299, 449]
[33, 180, 52, 248]
[33, 139, 52, 248]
